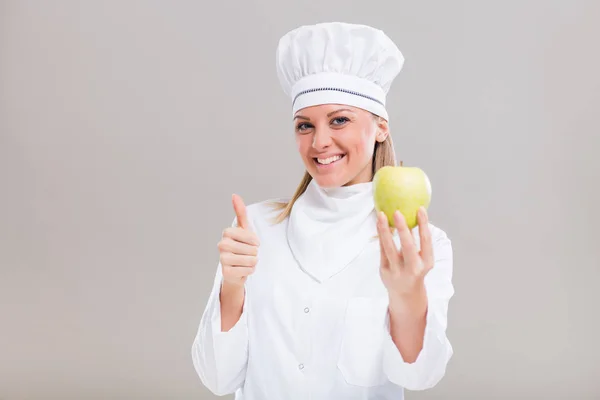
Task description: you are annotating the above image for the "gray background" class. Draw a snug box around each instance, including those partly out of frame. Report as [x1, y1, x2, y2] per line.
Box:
[1, 0, 599, 399]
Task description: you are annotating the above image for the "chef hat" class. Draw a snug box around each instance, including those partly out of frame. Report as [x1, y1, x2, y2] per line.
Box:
[276, 22, 405, 121]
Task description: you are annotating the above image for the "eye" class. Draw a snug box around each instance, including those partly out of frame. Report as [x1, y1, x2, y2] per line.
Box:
[296, 122, 313, 133]
[331, 116, 350, 126]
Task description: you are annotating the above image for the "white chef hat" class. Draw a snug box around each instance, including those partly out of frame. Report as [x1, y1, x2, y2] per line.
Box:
[276, 22, 405, 121]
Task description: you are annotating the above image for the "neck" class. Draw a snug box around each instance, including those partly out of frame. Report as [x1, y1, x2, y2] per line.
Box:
[320, 180, 373, 199]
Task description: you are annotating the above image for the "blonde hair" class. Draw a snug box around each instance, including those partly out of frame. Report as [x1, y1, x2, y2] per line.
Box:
[268, 114, 398, 224]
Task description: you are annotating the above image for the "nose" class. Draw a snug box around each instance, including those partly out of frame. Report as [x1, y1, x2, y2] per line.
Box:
[311, 127, 333, 150]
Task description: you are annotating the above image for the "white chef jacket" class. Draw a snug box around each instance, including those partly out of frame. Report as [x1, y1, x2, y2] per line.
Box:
[191, 180, 454, 399]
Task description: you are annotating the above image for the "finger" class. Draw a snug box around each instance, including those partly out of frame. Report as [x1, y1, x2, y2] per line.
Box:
[418, 207, 434, 272]
[222, 227, 260, 246]
[393, 210, 418, 266]
[232, 193, 251, 230]
[220, 252, 258, 268]
[218, 237, 259, 257]
[378, 228, 390, 269]
[377, 212, 400, 268]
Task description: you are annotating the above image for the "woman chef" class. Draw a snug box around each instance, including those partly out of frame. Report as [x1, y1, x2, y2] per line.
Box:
[191, 22, 455, 400]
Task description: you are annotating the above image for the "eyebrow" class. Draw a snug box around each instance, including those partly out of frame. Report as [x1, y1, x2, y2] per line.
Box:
[327, 108, 355, 117]
[293, 108, 355, 121]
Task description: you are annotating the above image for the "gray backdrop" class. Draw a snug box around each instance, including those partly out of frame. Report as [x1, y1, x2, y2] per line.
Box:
[1, 1, 599, 399]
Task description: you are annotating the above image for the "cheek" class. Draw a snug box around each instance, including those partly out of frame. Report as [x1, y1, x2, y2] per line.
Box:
[349, 132, 375, 158]
[296, 135, 311, 156]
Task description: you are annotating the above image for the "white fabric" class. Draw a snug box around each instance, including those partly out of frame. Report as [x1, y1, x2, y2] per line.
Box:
[191, 185, 455, 399]
[287, 179, 378, 282]
[276, 22, 405, 120]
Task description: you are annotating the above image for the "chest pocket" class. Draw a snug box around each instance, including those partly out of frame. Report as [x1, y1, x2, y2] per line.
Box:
[337, 296, 389, 387]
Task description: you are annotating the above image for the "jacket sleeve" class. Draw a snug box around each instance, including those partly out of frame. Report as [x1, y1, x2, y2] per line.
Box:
[383, 227, 455, 391]
[191, 259, 250, 396]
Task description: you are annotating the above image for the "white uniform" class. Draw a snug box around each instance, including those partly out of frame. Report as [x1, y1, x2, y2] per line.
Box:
[191, 180, 455, 399]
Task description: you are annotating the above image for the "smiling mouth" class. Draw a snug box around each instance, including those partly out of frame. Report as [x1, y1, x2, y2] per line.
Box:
[314, 154, 345, 166]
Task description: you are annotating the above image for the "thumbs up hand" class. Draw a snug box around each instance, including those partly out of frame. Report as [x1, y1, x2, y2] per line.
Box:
[217, 194, 260, 288]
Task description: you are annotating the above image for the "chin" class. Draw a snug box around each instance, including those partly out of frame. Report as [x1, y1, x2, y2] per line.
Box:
[311, 174, 347, 188]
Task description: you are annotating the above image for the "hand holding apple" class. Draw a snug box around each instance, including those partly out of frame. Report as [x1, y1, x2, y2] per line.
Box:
[376, 206, 434, 300]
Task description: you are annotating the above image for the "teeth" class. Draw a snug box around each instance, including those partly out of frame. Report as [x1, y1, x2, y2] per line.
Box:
[317, 155, 343, 165]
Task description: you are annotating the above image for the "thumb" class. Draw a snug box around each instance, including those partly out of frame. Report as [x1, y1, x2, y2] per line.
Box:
[232, 193, 250, 230]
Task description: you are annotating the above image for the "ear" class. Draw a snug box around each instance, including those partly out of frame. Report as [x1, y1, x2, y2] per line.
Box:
[374, 117, 390, 143]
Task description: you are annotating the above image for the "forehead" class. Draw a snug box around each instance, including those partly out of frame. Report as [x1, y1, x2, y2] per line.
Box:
[294, 104, 362, 118]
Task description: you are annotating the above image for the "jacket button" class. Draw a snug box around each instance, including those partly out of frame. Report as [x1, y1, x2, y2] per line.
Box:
[304, 307, 310, 313]
[298, 363, 304, 370]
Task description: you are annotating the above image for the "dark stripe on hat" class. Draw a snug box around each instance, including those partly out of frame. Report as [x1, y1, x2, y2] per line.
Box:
[292, 87, 384, 107]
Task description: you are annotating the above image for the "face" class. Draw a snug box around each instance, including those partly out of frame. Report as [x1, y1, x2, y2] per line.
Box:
[293, 104, 389, 188]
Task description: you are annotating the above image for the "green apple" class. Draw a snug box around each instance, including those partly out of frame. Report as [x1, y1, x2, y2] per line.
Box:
[373, 164, 432, 229]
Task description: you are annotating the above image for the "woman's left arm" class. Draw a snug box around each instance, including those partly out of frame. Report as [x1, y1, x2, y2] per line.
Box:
[377, 208, 455, 391]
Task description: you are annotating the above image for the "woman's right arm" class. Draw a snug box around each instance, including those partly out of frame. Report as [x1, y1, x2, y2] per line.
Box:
[219, 280, 246, 332]
[191, 264, 250, 396]
[191, 194, 259, 396]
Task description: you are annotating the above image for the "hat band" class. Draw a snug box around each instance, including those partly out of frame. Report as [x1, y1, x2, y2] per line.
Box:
[292, 87, 385, 108]
[289, 72, 388, 119]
